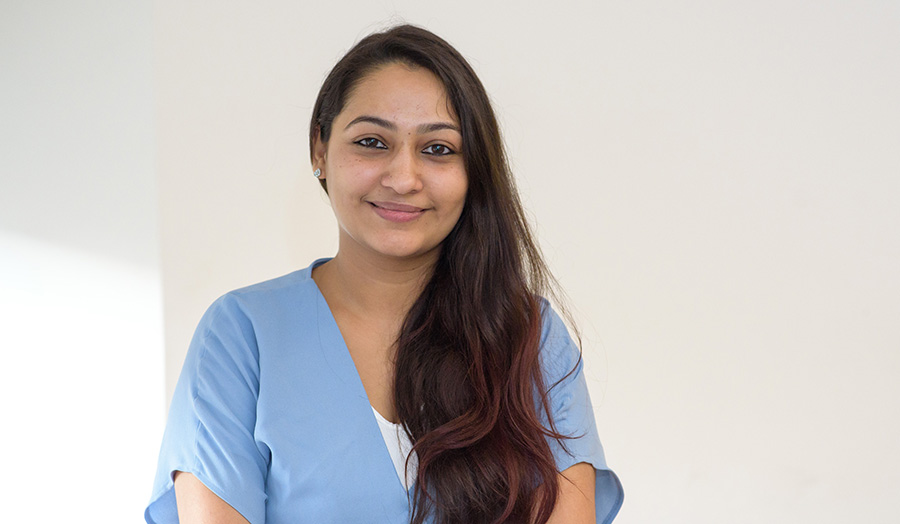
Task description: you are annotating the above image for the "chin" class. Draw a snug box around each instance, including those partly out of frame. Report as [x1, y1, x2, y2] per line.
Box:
[373, 246, 434, 260]
[368, 239, 441, 261]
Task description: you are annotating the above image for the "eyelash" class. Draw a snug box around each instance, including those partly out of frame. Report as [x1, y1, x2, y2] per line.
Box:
[356, 137, 387, 149]
[354, 138, 456, 156]
[423, 144, 455, 156]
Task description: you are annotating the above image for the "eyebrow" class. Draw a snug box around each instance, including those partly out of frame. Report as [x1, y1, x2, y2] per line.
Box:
[344, 115, 460, 134]
[417, 121, 460, 134]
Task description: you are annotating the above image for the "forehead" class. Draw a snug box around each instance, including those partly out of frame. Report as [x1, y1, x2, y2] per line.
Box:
[337, 63, 458, 126]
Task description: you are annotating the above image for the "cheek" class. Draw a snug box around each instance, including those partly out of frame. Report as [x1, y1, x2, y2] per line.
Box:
[441, 173, 468, 211]
[332, 156, 383, 188]
[328, 159, 377, 197]
[426, 162, 467, 200]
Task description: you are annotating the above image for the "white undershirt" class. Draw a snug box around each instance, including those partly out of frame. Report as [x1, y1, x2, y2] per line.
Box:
[372, 407, 418, 490]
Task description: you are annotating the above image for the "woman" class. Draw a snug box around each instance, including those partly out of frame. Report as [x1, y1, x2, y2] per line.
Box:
[146, 24, 623, 524]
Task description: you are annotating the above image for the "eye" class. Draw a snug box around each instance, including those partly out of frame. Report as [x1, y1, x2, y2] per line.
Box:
[355, 137, 387, 149]
[422, 144, 456, 156]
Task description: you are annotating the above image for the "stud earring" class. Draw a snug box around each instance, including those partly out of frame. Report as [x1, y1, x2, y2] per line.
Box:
[313, 168, 322, 178]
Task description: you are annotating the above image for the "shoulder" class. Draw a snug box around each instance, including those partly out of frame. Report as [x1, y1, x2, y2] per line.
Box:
[229, 264, 316, 296]
[538, 298, 572, 344]
[201, 260, 325, 327]
[190, 260, 326, 361]
[537, 298, 582, 383]
[225, 266, 315, 307]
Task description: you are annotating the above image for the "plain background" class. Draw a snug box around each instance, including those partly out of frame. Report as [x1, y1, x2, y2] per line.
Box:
[1, 1, 898, 522]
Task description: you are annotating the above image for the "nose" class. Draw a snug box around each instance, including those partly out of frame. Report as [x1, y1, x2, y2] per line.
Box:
[381, 145, 424, 194]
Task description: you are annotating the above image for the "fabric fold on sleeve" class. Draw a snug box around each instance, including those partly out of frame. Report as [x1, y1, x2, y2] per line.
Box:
[145, 294, 269, 524]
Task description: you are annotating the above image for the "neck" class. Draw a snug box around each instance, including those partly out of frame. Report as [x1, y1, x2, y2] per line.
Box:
[314, 242, 438, 322]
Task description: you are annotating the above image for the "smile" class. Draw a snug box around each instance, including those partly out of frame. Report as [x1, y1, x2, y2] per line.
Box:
[369, 201, 427, 223]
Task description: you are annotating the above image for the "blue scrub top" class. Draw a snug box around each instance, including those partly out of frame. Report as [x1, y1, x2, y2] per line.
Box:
[145, 259, 623, 523]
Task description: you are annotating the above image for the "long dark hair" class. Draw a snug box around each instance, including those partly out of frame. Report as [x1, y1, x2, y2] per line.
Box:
[309, 24, 580, 524]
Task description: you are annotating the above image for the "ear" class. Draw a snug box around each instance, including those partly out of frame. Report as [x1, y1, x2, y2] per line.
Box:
[312, 125, 328, 179]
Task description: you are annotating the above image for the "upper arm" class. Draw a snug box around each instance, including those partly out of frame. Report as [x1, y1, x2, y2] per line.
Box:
[145, 295, 269, 524]
[174, 471, 251, 524]
[538, 303, 624, 523]
[546, 462, 596, 524]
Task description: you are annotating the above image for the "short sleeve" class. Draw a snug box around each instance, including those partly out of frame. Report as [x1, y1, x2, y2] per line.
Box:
[145, 294, 269, 524]
[539, 303, 624, 524]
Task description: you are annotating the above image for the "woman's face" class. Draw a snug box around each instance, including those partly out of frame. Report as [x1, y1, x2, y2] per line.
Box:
[314, 62, 468, 263]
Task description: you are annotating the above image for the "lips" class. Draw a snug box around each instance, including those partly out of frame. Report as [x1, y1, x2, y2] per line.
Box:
[369, 201, 427, 223]
[370, 201, 425, 212]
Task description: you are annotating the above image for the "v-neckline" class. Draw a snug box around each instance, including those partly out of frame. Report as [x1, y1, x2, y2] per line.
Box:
[308, 258, 416, 495]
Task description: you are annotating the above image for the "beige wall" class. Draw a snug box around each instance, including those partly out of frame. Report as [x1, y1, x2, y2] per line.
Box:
[154, 2, 900, 523]
[6, 0, 888, 521]
[156, 4, 900, 522]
